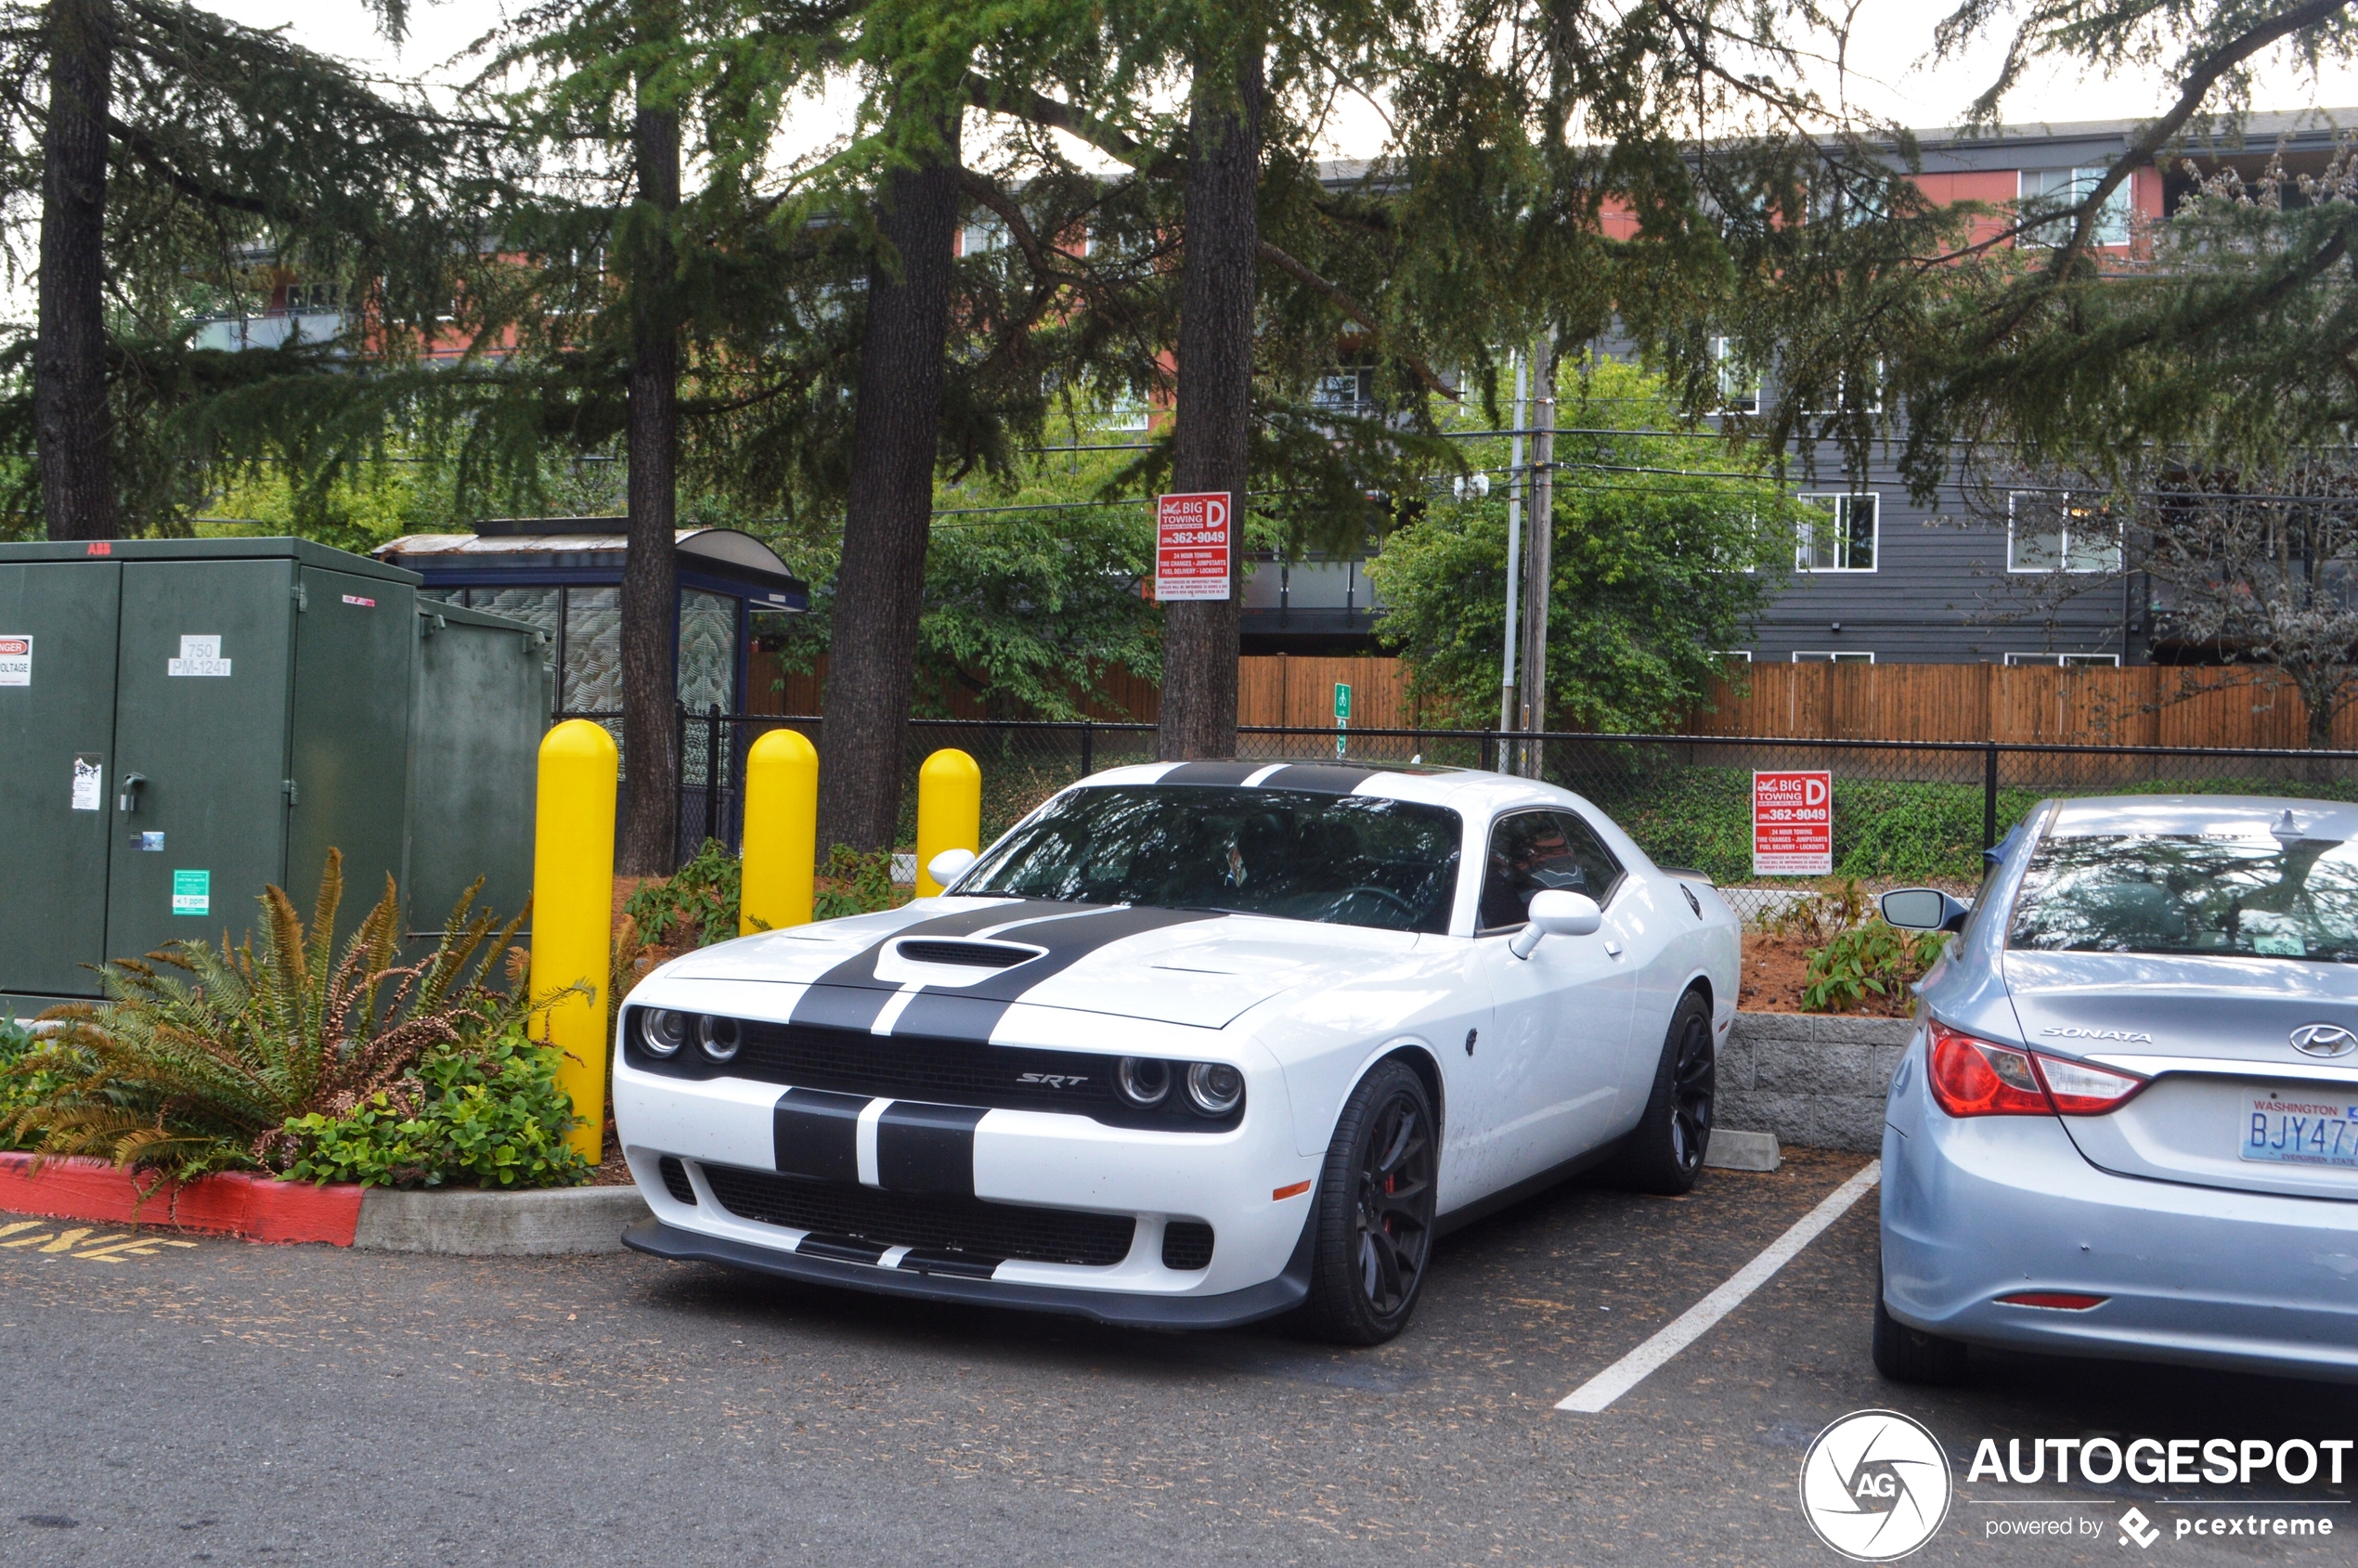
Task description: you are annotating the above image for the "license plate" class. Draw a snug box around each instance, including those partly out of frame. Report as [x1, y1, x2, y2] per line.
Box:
[2241, 1094, 2358, 1169]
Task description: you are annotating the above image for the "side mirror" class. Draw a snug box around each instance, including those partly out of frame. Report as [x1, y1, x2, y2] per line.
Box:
[1510, 889, 1603, 959]
[926, 847, 978, 890]
[1880, 888, 1970, 933]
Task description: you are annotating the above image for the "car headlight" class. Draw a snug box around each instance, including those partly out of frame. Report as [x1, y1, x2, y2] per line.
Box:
[698, 1014, 741, 1063]
[1116, 1056, 1171, 1107]
[640, 1008, 692, 1057]
[1185, 1061, 1244, 1117]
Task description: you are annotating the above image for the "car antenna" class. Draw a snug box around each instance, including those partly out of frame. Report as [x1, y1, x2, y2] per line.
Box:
[2271, 809, 2304, 846]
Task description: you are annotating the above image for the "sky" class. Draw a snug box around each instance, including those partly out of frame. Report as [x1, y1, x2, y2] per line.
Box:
[209, 0, 2358, 156]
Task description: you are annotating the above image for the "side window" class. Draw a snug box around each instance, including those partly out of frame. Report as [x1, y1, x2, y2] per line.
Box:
[1479, 810, 1618, 931]
[1551, 810, 1625, 907]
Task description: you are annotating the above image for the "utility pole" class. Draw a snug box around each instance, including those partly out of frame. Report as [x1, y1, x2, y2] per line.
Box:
[1497, 352, 1526, 758]
[1518, 334, 1557, 777]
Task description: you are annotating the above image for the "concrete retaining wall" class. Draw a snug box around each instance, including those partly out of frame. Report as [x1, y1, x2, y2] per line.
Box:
[1718, 1012, 1914, 1153]
[353, 1185, 652, 1255]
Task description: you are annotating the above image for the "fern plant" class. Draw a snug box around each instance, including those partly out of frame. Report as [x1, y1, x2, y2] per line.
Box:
[6, 849, 539, 1181]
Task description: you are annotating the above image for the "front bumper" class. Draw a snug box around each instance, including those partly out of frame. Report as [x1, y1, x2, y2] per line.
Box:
[1881, 1040, 2358, 1382]
[613, 1037, 1324, 1314]
[623, 1212, 1316, 1328]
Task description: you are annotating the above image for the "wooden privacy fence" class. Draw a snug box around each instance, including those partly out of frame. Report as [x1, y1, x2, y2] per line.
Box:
[749, 651, 1419, 729]
[747, 649, 2341, 749]
[1687, 661, 2352, 749]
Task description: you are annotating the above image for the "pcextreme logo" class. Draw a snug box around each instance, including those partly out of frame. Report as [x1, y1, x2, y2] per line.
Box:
[1800, 1410, 1954, 1562]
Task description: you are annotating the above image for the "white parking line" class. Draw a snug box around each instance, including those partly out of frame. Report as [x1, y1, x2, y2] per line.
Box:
[1554, 1159, 1882, 1415]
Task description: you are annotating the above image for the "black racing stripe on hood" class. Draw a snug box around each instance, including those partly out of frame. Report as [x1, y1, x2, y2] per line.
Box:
[1160, 760, 1261, 785]
[891, 904, 1227, 1043]
[1255, 763, 1376, 794]
[786, 901, 1069, 1032]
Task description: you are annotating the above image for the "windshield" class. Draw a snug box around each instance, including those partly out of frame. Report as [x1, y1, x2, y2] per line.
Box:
[2009, 832, 2358, 963]
[961, 785, 1464, 933]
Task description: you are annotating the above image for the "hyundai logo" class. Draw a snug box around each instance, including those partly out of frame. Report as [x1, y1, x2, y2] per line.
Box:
[2290, 1024, 2358, 1058]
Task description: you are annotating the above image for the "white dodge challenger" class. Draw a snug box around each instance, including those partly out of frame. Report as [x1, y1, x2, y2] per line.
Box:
[616, 759, 1739, 1342]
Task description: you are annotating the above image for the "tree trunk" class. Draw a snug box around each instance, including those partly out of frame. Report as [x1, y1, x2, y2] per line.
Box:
[618, 94, 682, 877]
[814, 114, 965, 855]
[1157, 38, 1264, 762]
[37, 0, 117, 541]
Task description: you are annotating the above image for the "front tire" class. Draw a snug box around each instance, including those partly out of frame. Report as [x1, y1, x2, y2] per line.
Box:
[1605, 989, 1716, 1194]
[1302, 1060, 1439, 1345]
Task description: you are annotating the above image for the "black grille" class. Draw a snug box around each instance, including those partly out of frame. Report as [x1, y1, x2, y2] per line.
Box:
[700, 1165, 1137, 1268]
[658, 1156, 697, 1205]
[1161, 1221, 1215, 1271]
[897, 940, 1035, 969]
[624, 1008, 1239, 1131]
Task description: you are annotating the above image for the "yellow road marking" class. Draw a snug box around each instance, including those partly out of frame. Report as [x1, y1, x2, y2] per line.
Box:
[0, 1220, 42, 1238]
[74, 1238, 160, 1261]
[38, 1227, 93, 1253]
[1, 1231, 55, 1248]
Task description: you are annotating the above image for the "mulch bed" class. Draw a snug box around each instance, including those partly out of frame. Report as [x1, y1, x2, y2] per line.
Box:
[1738, 930, 1913, 1017]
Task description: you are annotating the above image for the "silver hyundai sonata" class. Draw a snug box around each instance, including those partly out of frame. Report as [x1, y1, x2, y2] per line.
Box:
[1873, 794, 2358, 1384]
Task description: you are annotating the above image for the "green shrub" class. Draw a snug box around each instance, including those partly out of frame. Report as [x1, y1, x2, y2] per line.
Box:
[626, 841, 907, 954]
[0, 1020, 76, 1155]
[281, 1030, 590, 1189]
[625, 838, 742, 947]
[1802, 920, 1950, 1014]
[4, 849, 535, 1181]
[812, 845, 904, 920]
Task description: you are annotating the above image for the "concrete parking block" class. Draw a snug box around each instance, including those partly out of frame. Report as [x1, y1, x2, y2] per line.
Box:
[1702, 1129, 1781, 1172]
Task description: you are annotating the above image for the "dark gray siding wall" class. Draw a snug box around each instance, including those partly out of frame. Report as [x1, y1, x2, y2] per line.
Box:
[1740, 436, 2138, 665]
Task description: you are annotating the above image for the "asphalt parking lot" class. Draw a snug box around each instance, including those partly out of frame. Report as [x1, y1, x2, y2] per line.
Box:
[2, 1148, 2349, 1567]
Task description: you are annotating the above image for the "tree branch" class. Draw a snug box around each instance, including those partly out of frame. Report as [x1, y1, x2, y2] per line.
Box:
[2046, 0, 2353, 281]
[1255, 239, 1460, 399]
[965, 74, 1182, 179]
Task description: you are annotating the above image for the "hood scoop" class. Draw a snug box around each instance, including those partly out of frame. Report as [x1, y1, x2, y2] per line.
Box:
[893, 939, 1043, 970]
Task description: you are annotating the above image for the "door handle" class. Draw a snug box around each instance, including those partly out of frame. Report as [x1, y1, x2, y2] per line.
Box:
[118, 772, 148, 813]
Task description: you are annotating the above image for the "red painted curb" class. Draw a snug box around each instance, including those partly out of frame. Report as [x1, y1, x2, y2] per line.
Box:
[0, 1152, 361, 1245]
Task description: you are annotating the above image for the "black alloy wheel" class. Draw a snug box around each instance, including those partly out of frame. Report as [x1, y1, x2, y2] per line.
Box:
[1303, 1060, 1438, 1343]
[1607, 989, 1717, 1195]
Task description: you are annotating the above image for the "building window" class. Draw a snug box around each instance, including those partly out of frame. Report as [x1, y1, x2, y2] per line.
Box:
[1709, 336, 1758, 414]
[1792, 651, 1873, 663]
[2003, 652, 2121, 667]
[1805, 361, 1884, 416]
[2019, 167, 2133, 247]
[1797, 493, 1878, 572]
[2008, 492, 2121, 572]
[1717, 649, 1753, 662]
[1313, 368, 1376, 418]
[960, 219, 1008, 257]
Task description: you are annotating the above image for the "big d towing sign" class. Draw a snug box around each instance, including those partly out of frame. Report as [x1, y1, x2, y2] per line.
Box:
[1155, 492, 1232, 602]
[1754, 770, 1833, 876]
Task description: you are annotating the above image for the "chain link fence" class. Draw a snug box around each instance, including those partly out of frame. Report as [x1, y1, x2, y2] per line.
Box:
[567, 709, 2358, 907]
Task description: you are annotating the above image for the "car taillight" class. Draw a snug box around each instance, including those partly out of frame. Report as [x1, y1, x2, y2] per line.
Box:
[1925, 1022, 2145, 1118]
[1927, 1025, 2050, 1117]
[2031, 1053, 2144, 1114]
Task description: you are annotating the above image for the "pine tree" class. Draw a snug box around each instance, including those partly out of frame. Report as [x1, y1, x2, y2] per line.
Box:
[0, 0, 488, 538]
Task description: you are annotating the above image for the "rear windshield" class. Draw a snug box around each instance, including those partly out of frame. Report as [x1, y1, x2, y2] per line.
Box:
[961, 785, 1464, 933]
[2009, 833, 2358, 963]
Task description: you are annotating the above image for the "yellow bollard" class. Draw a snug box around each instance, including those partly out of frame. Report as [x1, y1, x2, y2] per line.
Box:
[914, 748, 982, 897]
[741, 728, 819, 933]
[528, 719, 618, 1164]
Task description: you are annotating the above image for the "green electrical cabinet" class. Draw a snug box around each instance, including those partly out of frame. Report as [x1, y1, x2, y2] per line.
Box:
[0, 538, 550, 1018]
